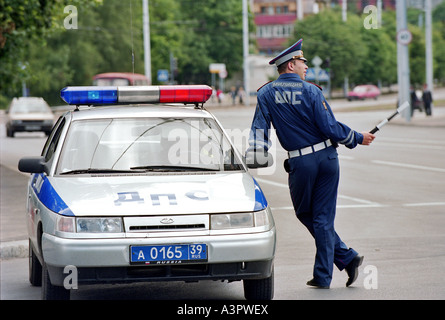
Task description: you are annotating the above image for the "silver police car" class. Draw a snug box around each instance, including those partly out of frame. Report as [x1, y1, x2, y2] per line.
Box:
[19, 85, 276, 300]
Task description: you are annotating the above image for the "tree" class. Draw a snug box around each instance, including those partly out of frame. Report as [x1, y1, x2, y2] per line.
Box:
[292, 9, 367, 88]
[356, 20, 397, 86]
[1, 0, 253, 105]
[0, 0, 99, 99]
[433, 2, 445, 84]
[148, 0, 184, 82]
[176, 0, 249, 84]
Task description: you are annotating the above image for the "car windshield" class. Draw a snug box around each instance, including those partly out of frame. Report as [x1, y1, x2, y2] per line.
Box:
[93, 78, 130, 86]
[57, 117, 243, 174]
[10, 99, 51, 114]
[353, 86, 367, 93]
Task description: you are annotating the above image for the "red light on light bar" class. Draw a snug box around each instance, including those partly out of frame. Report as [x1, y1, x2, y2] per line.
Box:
[159, 85, 212, 104]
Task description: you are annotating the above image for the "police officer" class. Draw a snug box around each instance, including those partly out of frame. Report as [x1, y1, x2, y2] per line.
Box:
[247, 39, 375, 289]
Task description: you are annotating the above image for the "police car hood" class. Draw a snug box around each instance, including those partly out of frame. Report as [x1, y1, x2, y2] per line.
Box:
[44, 172, 267, 216]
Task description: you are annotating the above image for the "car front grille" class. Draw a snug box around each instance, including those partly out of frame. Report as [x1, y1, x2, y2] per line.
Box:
[124, 215, 209, 233]
[129, 223, 206, 231]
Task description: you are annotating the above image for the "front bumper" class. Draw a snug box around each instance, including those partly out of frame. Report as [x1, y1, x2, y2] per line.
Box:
[42, 229, 276, 286]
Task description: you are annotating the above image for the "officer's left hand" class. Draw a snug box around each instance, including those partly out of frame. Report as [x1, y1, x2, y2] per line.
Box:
[361, 132, 375, 145]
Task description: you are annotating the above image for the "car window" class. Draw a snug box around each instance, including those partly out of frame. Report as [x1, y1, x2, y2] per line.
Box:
[10, 99, 51, 114]
[93, 78, 130, 86]
[56, 117, 243, 174]
[42, 117, 66, 162]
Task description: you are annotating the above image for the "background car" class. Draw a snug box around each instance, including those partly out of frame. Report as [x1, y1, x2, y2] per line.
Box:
[347, 84, 381, 101]
[5, 97, 55, 137]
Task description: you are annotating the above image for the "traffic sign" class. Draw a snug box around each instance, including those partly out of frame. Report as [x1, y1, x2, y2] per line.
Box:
[306, 68, 316, 81]
[157, 69, 169, 82]
[305, 68, 329, 82]
[312, 56, 322, 67]
[219, 69, 228, 79]
[397, 29, 412, 45]
[209, 63, 226, 74]
[318, 69, 330, 81]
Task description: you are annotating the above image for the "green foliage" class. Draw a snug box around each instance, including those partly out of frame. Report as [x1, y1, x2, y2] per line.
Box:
[0, 0, 100, 99]
[0, 0, 250, 105]
[294, 10, 369, 87]
[291, 5, 445, 89]
[2, 1, 445, 107]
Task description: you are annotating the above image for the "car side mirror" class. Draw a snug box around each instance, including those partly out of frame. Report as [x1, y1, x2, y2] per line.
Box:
[18, 156, 48, 174]
[245, 149, 274, 169]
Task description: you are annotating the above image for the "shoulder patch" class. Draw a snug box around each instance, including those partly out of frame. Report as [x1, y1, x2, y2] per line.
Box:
[322, 100, 328, 110]
[306, 81, 323, 91]
[257, 81, 272, 92]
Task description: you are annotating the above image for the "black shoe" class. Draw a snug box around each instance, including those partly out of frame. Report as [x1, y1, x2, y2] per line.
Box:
[306, 278, 330, 289]
[345, 255, 364, 287]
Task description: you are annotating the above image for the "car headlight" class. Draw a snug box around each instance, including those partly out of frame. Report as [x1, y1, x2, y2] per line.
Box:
[76, 217, 123, 233]
[210, 210, 270, 230]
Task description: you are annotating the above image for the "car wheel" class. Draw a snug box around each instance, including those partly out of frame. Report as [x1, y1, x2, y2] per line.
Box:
[243, 267, 274, 300]
[42, 262, 70, 300]
[6, 127, 14, 137]
[29, 239, 42, 286]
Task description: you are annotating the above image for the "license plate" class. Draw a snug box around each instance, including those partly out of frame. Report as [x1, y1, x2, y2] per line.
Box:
[130, 244, 207, 265]
[25, 126, 41, 130]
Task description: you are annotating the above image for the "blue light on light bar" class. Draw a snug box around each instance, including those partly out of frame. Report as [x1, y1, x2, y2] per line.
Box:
[61, 86, 118, 105]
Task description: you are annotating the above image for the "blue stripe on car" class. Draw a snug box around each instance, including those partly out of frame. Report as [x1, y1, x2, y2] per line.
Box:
[33, 174, 74, 216]
[253, 178, 268, 211]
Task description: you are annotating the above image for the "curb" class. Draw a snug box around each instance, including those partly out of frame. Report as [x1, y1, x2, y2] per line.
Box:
[0, 240, 29, 260]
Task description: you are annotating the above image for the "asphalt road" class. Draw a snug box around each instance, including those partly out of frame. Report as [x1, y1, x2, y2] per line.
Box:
[1, 100, 445, 300]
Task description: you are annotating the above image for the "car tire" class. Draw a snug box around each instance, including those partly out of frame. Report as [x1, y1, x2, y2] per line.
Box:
[6, 127, 14, 137]
[29, 239, 42, 286]
[42, 262, 70, 300]
[243, 267, 274, 300]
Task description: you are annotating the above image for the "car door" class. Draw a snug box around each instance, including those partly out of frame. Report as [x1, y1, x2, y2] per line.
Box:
[27, 116, 66, 250]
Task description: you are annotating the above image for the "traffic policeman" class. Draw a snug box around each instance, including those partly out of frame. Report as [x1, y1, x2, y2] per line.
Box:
[247, 39, 375, 289]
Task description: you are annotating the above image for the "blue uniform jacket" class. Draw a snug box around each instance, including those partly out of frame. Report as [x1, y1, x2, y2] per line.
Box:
[249, 73, 363, 152]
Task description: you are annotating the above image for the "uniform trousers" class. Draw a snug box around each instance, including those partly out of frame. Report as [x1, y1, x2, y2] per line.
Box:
[287, 146, 357, 286]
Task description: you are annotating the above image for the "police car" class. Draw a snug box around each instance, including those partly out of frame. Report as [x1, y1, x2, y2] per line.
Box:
[18, 85, 276, 300]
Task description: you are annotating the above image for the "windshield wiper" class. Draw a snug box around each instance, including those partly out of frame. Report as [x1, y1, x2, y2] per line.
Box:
[129, 165, 219, 172]
[60, 168, 144, 175]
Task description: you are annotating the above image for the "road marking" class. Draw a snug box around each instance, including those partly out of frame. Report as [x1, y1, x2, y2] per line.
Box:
[255, 177, 287, 189]
[338, 194, 379, 205]
[371, 160, 445, 173]
[337, 204, 386, 208]
[256, 177, 445, 210]
[338, 155, 355, 160]
[403, 202, 445, 207]
[271, 203, 386, 211]
[373, 141, 445, 151]
[377, 136, 445, 147]
[271, 202, 445, 212]
[255, 177, 384, 209]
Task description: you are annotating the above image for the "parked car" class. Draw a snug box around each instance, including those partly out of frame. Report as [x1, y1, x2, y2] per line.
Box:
[19, 85, 276, 300]
[5, 97, 55, 137]
[347, 85, 380, 101]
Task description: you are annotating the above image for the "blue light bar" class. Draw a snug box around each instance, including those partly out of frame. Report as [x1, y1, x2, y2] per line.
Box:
[61, 86, 118, 105]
